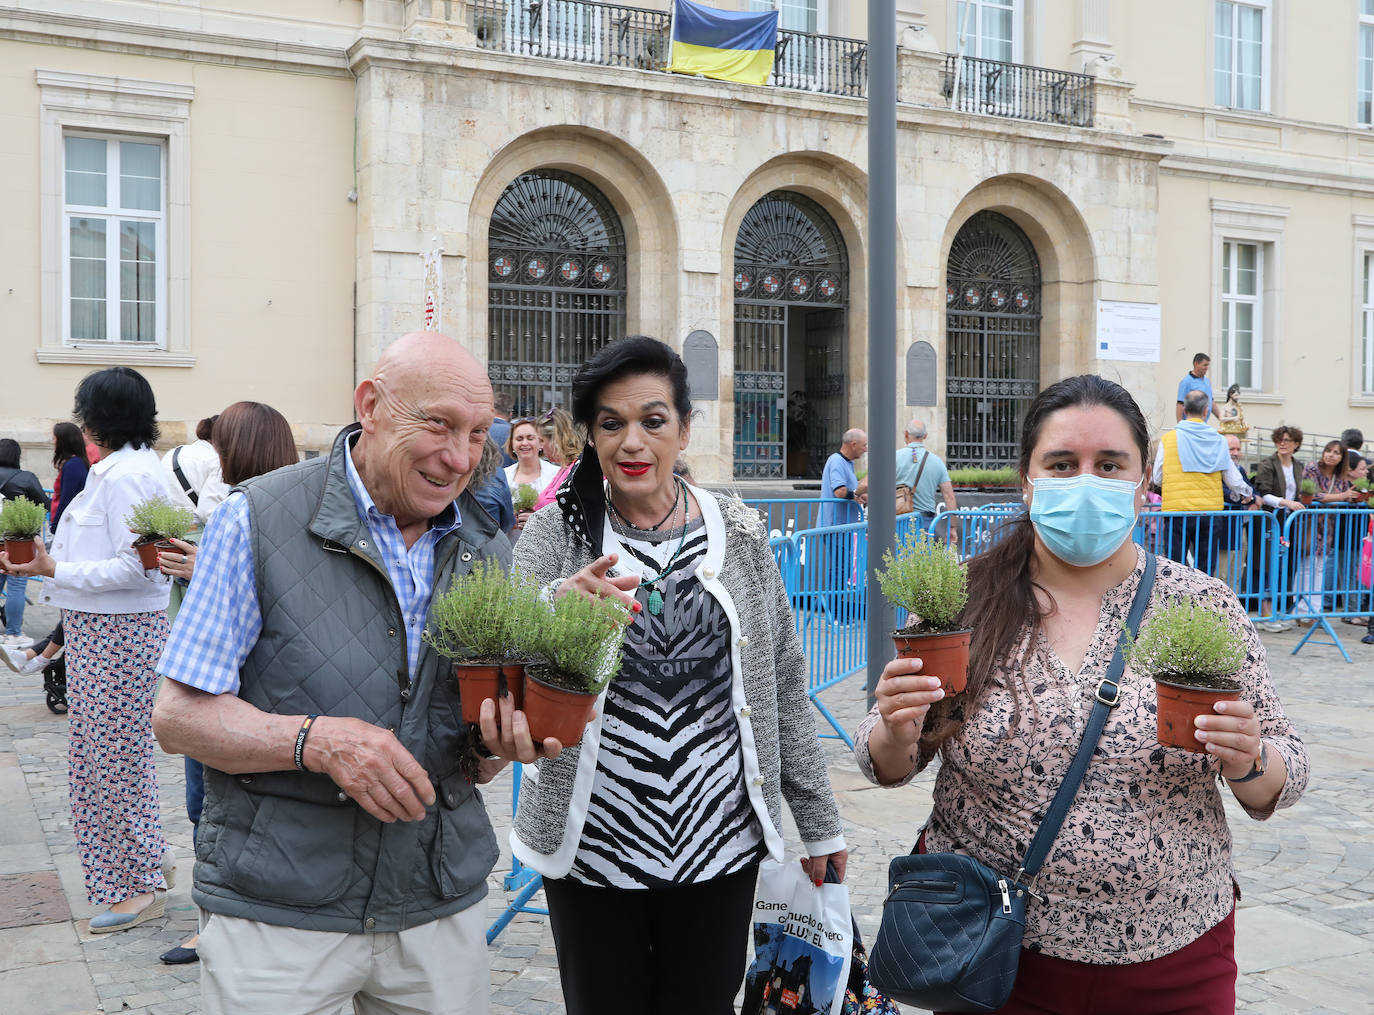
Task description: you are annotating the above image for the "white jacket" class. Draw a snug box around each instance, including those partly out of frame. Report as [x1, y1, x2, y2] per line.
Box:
[41, 444, 173, 614]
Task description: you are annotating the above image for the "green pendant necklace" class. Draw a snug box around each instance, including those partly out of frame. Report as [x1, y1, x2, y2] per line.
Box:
[610, 478, 690, 617]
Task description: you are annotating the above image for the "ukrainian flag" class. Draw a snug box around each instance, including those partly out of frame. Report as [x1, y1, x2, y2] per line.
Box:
[667, 0, 779, 87]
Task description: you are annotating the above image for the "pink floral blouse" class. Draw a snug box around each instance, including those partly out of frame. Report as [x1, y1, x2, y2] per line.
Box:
[854, 545, 1309, 965]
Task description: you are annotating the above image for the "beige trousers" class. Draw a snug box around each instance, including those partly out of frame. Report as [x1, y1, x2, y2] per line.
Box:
[199, 905, 490, 1015]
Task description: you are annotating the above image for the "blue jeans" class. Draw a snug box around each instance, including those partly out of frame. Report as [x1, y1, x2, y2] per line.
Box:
[185, 757, 204, 847]
[0, 574, 28, 636]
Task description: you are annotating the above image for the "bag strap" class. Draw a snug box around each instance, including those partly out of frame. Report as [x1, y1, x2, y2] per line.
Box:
[911, 447, 930, 490]
[171, 446, 199, 506]
[1016, 551, 1156, 884]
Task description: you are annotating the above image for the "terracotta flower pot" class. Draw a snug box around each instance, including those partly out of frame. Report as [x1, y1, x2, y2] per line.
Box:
[1298, 494, 1314, 507]
[451, 661, 525, 724]
[891, 628, 973, 694]
[134, 538, 176, 570]
[3, 538, 37, 565]
[1154, 676, 1241, 753]
[522, 667, 599, 746]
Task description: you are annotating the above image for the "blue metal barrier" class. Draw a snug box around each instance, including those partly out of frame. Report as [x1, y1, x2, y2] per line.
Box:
[1277, 506, 1373, 661]
[744, 498, 846, 540]
[486, 762, 548, 944]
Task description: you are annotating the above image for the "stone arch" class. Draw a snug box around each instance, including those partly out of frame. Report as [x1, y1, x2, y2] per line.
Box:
[721, 153, 892, 477]
[941, 174, 1097, 383]
[466, 126, 680, 367]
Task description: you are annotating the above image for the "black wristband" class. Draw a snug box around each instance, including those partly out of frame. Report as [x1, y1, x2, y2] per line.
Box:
[294, 714, 319, 772]
[844, 490, 854, 500]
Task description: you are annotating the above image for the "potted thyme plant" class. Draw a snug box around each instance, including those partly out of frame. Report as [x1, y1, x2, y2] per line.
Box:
[125, 495, 195, 570]
[424, 560, 543, 723]
[512, 483, 538, 514]
[1298, 478, 1317, 507]
[876, 528, 971, 693]
[1354, 477, 1372, 504]
[523, 589, 633, 745]
[1123, 601, 1247, 752]
[0, 497, 47, 565]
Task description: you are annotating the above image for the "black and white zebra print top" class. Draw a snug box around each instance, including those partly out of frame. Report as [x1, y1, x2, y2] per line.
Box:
[568, 515, 766, 888]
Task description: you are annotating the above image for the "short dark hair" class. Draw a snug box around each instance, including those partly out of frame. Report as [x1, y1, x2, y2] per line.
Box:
[52, 422, 87, 469]
[0, 438, 20, 469]
[1193, 352, 1211, 366]
[570, 336, 693, 432]
[73, 367, 159, 451]
[195, 415, 219, 442]
[1341, 428, 1363, 450]
[1270, 425, 1304, 446]
[213, 401, 298, 486]
[493, 391, 515, 418]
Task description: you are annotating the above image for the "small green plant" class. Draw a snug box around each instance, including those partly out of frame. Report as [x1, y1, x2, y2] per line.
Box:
[0, 497, 46, 539]
[512, 483, 538, 513]
[125, 495, 194, 542]
[532, 590, 633, 693]
[1354, 478, 1371, 493]
[876, 528, 968, 632]
[948, 467, 1020, 487]
[424, 560, 545, 662]
[1299, 478, 1317, 497]
[1122, 601, 1246, 686]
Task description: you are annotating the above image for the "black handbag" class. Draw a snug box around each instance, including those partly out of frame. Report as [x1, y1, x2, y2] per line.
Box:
[868, 552, 1157, 1013]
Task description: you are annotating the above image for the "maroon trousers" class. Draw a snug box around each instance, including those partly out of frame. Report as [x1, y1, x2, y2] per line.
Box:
[937, 909, 1237, 1015]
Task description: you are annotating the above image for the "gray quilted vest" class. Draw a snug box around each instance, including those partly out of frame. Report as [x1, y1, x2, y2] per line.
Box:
[191, 424, 508, 932]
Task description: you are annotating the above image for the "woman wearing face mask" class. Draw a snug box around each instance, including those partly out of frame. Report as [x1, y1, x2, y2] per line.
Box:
[854, 375, 1309, 1015]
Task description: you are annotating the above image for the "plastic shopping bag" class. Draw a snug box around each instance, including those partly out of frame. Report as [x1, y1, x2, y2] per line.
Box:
[742, 859, 853, 1015]
[1361, 521, 1373, 587]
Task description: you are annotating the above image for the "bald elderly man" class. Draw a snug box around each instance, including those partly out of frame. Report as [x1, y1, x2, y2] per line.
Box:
[153, 333, 556, 1014]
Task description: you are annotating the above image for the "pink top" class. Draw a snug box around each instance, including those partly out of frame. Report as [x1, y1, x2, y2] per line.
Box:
[854, 545, 1308, 964]
[533, 462, 575, 511]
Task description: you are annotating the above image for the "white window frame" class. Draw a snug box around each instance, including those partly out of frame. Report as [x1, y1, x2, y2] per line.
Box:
[1219, 240, 1263, 391]
[1211, 200, 1286, 400]
[1352, 216, 1374, 404]
[947, 0, 1024, 64]
[38, 70, 194, 367]
[1359, 0, 1374, 126]
[61, 131, 168, 348]
[1213, 0, 1271, 112]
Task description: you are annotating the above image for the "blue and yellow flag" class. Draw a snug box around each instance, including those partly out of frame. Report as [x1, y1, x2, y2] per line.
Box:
[667, 0, 779, 87]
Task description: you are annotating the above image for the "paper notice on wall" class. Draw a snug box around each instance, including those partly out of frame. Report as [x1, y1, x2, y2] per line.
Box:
[422, 243, 444, 331]
[1096, 300, 1161, 363]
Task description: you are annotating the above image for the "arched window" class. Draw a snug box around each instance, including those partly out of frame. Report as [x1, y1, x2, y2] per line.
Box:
[487, 170, 626, 415]
[945, 210, 1041, 467]
[732, 191, 848, 478]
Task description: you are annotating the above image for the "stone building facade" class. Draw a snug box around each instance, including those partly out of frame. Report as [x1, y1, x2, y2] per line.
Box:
[3, 1, 1372, 481]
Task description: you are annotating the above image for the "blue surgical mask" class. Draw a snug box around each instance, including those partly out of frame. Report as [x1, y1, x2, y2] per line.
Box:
[1029, 475, 1140, 567]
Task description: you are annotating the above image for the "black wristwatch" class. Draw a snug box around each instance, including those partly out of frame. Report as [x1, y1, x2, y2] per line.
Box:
[1226, 741, 1268, 783]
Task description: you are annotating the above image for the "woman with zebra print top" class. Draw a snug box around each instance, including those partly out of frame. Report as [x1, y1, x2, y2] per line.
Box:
[511, 337, 846, 1015]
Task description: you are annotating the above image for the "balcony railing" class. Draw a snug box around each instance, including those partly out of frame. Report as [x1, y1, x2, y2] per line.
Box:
[471, 0, 671, 70]
[470, 0, 867, 97]
[773, 29, 867, 98]
[942, 54, 1094, 127]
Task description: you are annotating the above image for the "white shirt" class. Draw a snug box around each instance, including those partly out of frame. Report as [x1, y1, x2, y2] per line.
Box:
[42, 444, 173, 614]
[503, 458, 562, 499]
[161, 439, 229, 525]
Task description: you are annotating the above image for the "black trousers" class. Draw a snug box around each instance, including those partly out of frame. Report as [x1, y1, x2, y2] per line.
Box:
[543, 864, 759, 1015]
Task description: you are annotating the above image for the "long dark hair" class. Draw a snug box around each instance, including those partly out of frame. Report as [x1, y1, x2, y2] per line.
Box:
[921, 375, 1150, 755]
[1319, 439, 1348, 481]
[52, 422, 88, 469]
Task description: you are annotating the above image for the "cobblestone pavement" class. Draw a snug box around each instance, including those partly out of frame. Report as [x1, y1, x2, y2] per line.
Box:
[1, 599, 1371, 1014]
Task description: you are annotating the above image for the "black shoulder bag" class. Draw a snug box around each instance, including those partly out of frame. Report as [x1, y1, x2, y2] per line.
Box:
[868, 552, 1157, 1013]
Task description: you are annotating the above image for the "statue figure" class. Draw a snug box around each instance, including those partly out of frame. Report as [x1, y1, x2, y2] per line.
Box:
[1218, 383, 1248, 436]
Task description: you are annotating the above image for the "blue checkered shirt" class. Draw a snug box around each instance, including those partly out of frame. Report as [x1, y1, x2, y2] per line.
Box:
[158, 442, 462, 696]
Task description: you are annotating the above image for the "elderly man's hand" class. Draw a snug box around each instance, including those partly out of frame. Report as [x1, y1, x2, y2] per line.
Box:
[302, 717, 436, 823]
[477, 694, 564, 765]
[854, 479, 869, 507]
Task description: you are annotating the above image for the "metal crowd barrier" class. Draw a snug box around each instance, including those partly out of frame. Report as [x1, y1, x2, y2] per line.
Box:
[744, 498, 844, 540]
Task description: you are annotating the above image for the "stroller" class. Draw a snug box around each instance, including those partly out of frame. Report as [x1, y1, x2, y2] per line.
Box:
[0, 601, 67, 714]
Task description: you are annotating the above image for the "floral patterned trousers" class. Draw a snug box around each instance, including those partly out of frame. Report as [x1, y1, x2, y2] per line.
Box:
[63, 609, 171, 906]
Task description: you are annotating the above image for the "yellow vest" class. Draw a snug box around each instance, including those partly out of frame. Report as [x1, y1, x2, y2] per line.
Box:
[1160, 427, 1223, 511]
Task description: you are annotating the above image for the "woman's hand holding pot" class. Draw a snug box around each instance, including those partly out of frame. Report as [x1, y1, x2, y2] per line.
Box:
[876, 656, 946, 746]
[1193, 698, 1262, 779]
[157, 538, 197, 581]
[0, 541, 56, 579]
